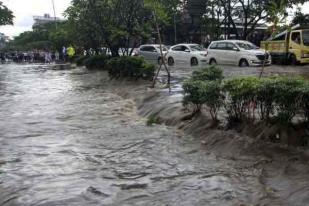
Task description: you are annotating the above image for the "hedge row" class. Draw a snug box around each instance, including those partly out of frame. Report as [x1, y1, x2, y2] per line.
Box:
[183, 66, 309, 124]
[183, 66, 224, 121]
[107, 56, 155, 80]
[73, 55, 155, 80]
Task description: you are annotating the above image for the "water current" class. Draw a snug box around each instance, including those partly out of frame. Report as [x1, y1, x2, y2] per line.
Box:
[0, 64, 308, 206]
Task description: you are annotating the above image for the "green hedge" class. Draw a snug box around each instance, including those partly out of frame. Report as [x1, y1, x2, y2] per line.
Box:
[74, 55, 90, 66]
[300, 82, 309, 122]
[223, 77, 308, 123]
[75, 55, 155, 80]
[84, 55, 110, 70]
[183, 67, 309, 124]
[107, 56, 155, 80]
[191, 65, 223, 82]
[223, 77, 260, 121]
[183, 66, 224, 121]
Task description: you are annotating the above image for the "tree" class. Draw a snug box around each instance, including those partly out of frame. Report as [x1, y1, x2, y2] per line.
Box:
[202, 0, 224, 41]
[206, 0, 306, 40]
[144, 0, 172, 90]
[267, 0, 289, 37]
[292, 7, 309, 25]
[66, 0, 153, 56]
[0, 1, 14, 26]
[7, 21, 72, 51]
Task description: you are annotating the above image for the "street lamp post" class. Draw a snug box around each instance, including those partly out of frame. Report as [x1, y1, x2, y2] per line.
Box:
[51, 0, 57, 29]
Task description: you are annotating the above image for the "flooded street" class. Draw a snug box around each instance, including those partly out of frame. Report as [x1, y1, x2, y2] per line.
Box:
[0, 64, 308, 206]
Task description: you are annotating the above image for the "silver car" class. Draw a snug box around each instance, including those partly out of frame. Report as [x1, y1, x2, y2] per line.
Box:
[207, 40, 271, 67]
[137, 44, 168, 64]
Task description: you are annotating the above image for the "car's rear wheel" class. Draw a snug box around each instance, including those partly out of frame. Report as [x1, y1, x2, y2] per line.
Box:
[191, 57, 198, 66]
[158, 57, 163, 65]
[168, 57, 174, 66]
[209, 59, 217, 65]
[239, 59, 249, 67]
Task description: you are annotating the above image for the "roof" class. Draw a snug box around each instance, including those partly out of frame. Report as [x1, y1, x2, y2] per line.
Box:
[210, 40, 252, 44]
[173, 43, 200, 46]
[268, 24, 309, 41]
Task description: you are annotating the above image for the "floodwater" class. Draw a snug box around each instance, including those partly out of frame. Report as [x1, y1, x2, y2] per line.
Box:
[0, 64, 308, 206]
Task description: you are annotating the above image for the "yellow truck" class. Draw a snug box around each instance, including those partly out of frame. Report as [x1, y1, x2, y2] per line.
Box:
[261, 24, 309, 65]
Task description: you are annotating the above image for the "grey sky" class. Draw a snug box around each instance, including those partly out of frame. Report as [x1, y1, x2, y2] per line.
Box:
[0, 0, 309, 38]
[0, 0, 71, 37]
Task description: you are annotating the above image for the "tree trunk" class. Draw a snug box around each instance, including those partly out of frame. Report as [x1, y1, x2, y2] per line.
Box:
[151, 11, 171, 91]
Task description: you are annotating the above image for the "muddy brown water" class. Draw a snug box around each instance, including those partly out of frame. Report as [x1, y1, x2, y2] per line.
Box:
[0, 64, 309, 206]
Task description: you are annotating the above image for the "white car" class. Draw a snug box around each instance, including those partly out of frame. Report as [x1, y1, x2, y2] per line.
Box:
[206, 40, 271, 67]
[137, 44, 168, 64]
[167, 44, 208, 66]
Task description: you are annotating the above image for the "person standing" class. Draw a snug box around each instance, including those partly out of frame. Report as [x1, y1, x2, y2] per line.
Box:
[48, 52, 52, 63]
[67, 45, 76, 59]
[55, 51, 60, 61]
[62, 46, 67, 62]
[44, 51, 50, 64]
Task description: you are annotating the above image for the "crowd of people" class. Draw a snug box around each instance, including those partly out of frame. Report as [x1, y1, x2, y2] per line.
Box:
[0, 46, 76, 64]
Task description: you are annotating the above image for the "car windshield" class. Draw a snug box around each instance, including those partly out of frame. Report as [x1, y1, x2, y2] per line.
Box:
[156, 46, 168, 51]
[303, 30, 309, 46]
[236, 42, 258, 50]
[189, 45, 204, 51]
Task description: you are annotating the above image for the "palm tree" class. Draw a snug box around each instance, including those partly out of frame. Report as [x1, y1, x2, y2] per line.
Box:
[267, 0, 288, 37]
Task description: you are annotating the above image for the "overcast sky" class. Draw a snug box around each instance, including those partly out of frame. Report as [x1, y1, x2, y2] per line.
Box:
[0, 0, 71, 37]
[1, 0, 309, 38]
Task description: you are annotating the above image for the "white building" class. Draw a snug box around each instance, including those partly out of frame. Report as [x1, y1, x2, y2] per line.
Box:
[33, 14, 64, 27]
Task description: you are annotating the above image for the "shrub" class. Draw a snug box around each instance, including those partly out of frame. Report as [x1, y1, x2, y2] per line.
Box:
[107, 56, 155, 80]
[198, 81, 224, 121]
[84, 55, 110, 70]
[146, 114, 160, 126]
[300, 82, 309, 122]
[183, 80, 223, 120]
[271, 77, 304, 122]
[223, 77, 260, 122]
[68, 55, 80, 63]
[183, 80, 205, 114]
[182, 65, 309, 126]
[256, 78, 277, 121]
[74, 55, 90, 66]
[191, 65, 223, 82]
[223, 77, 305, 123]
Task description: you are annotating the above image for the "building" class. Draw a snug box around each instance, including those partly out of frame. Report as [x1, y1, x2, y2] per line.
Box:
[33, 14, 64, 27]
[175, 0, 268, 45]
[179, 0, 207, 43]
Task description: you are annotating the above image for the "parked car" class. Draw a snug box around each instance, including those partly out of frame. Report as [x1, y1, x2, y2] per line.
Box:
[207, 40, 271, 67]
[167, 44, 208, 66]
[137, 44, 168, 64]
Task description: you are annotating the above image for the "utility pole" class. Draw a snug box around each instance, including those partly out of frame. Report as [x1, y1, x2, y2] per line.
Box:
[51, 0, 57, 29]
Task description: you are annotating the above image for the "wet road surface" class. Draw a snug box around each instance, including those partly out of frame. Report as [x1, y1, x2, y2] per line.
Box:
[0, 64, 307, 206]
